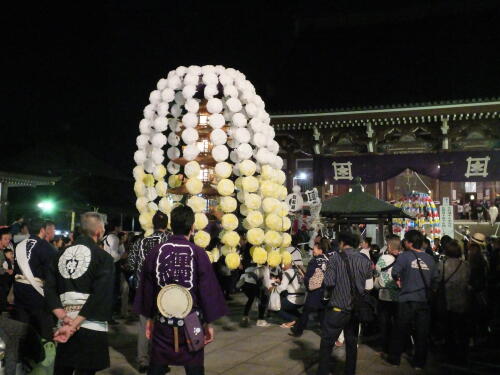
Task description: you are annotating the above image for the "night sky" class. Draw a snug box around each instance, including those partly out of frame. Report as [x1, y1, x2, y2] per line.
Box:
[5, 0, 500, 175]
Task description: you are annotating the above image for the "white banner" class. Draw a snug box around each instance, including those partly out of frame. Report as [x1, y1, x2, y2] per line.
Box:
[439, 197, 454, 239]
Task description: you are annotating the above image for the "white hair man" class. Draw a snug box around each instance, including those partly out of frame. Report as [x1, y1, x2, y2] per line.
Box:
[45, 212, 114, 375]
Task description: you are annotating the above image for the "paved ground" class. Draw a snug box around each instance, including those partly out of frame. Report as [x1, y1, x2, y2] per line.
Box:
[97, 294, 454, 375]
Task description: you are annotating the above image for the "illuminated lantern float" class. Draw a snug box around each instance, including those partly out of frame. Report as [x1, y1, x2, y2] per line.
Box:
[392, 192, 441, 238]
[133, 65, 292, 269]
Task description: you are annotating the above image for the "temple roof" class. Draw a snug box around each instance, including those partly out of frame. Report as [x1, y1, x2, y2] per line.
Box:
[271, 98, 500, 130]
[321, 178, 412, 219]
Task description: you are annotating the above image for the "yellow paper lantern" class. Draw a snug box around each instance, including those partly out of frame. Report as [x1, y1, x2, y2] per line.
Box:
[246, 210, 264, 228]
[267, 251, 282, 268]
[194, 213, 209, 230]
[282, 216, 291, 231]
[194, 231, 211, 248]
[143, 174, 155, 187]
[187, 196, 206, 213]
[281, 250, 292, 266]
[265, 213, 282, 231]
[242, 176, 259, 192]
[225, 253, 241, 270]
[264, 230, 282, 247]
[222, 231, 240, 247]
[186, 177, 203, 195]
[252, 247, 268, 265]
[247, 228, 265, 245]
[262, 197, 280, 213]
[206, 251, 214, 263]
[155, 180, 168, 197]
[134, 181, 146, 197]
[260, 180, 275, 198]
[221, 214, 239, 231]
[261, 165, 274, 180]
[168, 174, 182, 188]
[245, 193, 262, 210]
[133, 165, 146, 181]
[220, 196, 237, 213]
[158, 197, 172, 214]
[239, 160, 257, 176]
[153, 164, 167, 180]
[221, 245, 235, 256]
[281, 233, 292, 248]
[217, 179, 235, 196]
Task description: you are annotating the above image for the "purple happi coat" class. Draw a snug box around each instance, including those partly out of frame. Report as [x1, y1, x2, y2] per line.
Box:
[133, 235, 229, 366]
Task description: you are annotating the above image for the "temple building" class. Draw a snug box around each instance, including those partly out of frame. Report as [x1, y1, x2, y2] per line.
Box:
[272, 98, 500, 210]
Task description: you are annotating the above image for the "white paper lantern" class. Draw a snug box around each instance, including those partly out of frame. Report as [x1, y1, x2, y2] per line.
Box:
[185, 161, 201, 178]
[157, 103, 169, 117]
[169, 119, 181, 132]
[207, 98, 223, 114]
[136, 135, 149, 149]
[151, 149, 164, 164]
[249, 118, 264, 133]
[139, 119, 152, 134]
[182, 128, 199, 145]
[183, 73, 198, 86]
[153, 117, 168, 132]
[134, 150, 147, 165]
[234, 128, 251, 144]
[215, 162, 232, 178]
[149, 90, 161, 104]
[157, 78, 167, 90]
[167, 75, 182, 90]
[182, 84, 197, 99]
[187, 65, 202, 75]
[183, 144, 200, 161]
[223, 85, 238, 98]
[151, 133, 166, 148]
[182, 113, 198, 128]
[202, 72, 218, 85]
[212, 145, 229, 162]
[204, 85, 218, 99]
[210, 128, 227, 146]
[167, 161, 181, 175]
[161, 88, 175, 103]
[185, 98, 200, 113]
[237, 143, 253, 161]
[175, 66, 187, 77]
[208, 114, 225, 129]
[167, 132, 180, 146]
[167, 147, 181, 160]
[229, 150, 239, 163]
[174, 91, 186, 106]
[226, 97, 242, 112]
[231, 112, 247, 128]
[143, 104, 156, 119]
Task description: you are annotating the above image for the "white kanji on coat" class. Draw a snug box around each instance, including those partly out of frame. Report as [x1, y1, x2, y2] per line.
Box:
[465, 156, 490, 178]
[332, 162, 353, 181]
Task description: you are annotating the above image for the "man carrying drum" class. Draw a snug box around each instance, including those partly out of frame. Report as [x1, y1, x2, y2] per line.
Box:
[134, 205, 228, 375]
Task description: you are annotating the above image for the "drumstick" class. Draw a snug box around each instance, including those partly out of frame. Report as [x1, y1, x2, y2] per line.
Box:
[173, 327, 179, 353]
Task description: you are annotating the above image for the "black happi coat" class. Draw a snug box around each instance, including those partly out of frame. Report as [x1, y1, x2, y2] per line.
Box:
[45, 235, 114, 370]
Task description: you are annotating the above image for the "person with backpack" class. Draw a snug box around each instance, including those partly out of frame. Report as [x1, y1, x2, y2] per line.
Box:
[317, 232, 373, 375]
[290, 237, 330, 337]
[435, 240, 470, 364]
[236, 263, 272, 327]
[385, 230, 439, 370]
[275, 263, 306, 328]
[374, 235, 401, 355]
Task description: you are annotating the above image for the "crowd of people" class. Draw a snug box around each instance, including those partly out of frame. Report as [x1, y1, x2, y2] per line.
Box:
[0, 210, 499, 375]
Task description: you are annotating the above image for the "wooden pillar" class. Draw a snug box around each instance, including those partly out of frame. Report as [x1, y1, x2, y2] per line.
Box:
[286, 151, 296, 191]
[0, 182, 8, 226]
